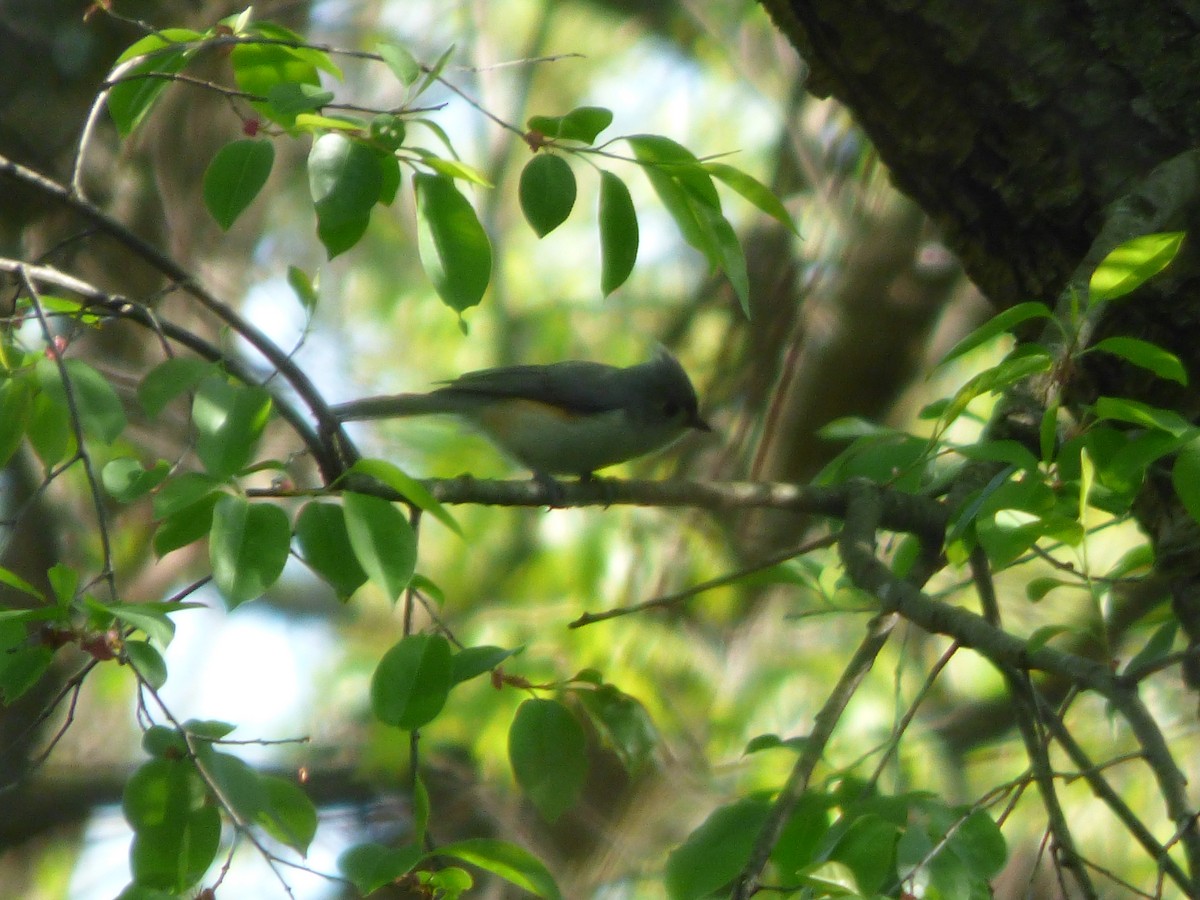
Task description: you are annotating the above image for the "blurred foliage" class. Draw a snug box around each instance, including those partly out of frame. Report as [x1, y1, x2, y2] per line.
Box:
[0, 2, 1196, 900]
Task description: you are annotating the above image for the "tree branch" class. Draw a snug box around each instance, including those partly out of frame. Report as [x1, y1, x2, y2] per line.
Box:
[0, 153, 346, 480]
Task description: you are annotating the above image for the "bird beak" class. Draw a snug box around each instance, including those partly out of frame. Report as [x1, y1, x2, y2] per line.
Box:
[690, 412, 712, 432]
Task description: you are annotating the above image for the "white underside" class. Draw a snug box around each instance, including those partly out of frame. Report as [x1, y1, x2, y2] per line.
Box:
[468, 405, 685, 475]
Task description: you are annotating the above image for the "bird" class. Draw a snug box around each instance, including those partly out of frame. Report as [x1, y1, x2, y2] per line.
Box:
[332, 347, 710, 478]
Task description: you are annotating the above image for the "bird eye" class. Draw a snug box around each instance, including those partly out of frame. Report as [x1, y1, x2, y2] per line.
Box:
[661, 399, 680, 418]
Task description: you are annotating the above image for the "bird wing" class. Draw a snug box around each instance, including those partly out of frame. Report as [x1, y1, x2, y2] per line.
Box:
[438, 361, 622, 413]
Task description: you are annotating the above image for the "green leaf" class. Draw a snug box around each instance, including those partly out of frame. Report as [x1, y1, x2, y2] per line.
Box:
[704, 161, 797, 234]
[938, 347, 1054, 431]
[123, 758, 220, 892]
[598, 170, 638, 296]
[138, 358, 214, 418]
[771, 793, 832, 873]
[818, 416, 896, 440]
[629, 142, 715, 267]
[192, 378, 273, 479]
[27, 390, 72, 465]
[196, 746, 266, 825]
[665, 798, 771, 900]
[519, 154, 576, 237]
[935, 302, 1054, 369]
[377, 41, 421, 86]
[409, 573, 446, 606]
[0, 376, 33, 467]
[527, 106, 613, 144]
[415, 44, 456, 99]
[975, 512, 1082, 568]
[295, 502, 369, 599]
[828, 813, 900, 895]
[1025, 576, 1078, 602]
[425, 867, 473, 895]
[257, 775, 318, 855]
[1025, 624, 1074, 654]
[508, 698, 587, 823]
[952, 809, 1007, 879]
[953, 439, 1041, 472]
[1090, 336, 1188, 385]
[451, 645, 520, 685]
[744, 733, 808, 754]
[697, 200, 751, 315]
[38, 357, 128, 444]
[577, 684, 657, 775]
[308, 133, 383, 258]
[413, 773, 431, 845]
[1123, 621, 1179, 678]
[125, 640, 168, 689]
[209, 496, 291, 608]
[1092, 396, 1192, 436]
[370, 634, 453, 729]
[183, 719, 237, 740]
[407, 119, 457, 162]
[1040, 402, 1059, 462]
[107, 30, 202, 136]
[294, 112, 365, 132]
[1088, 231, 1185, 304]
[203, 140, 275, 230]
[338, 843, 423, 895]
[153, 491, 221, 558]
[102, 457, 171, 503]
[626, 135, 751, 308]
[815, 431, 931, 493]
[415, 151, 493, 187]
[347, 458, 460, 535]
[376, 150, 402, 204]
[0, 565, 44, 601]
[287, 265, 320, 316]
[107, 603, 178, 648]
[1079, 443, 1096, 524]
[245, 22, 342, 77]
[627, 135, 719, 206]
[47, 563, 78, 606]
[264, 82, 333, 118]
[0, 646, 54, 704]
[368, 113, 407, 152]
[18, 294, 94, 322]
[434, 838, 562, 900]
[342, 491, 418, 601]
[414, 172, 493, 313]
[231, 31, 324, 125]
[1173, 437, 1200, 524]
[142, 726, 187, 759]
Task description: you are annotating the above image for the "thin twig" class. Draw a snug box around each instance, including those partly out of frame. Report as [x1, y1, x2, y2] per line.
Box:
[1, 258, 328, 477]
[0, 157, 344, 480]
[17, 266, 117, 600]
[732, 482, 898, 899]
[570, 532, 837, 627]
[1033, 690, 1190, 890]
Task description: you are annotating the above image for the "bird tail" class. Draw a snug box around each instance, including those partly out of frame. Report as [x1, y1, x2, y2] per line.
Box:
[331, 392, 458, 420]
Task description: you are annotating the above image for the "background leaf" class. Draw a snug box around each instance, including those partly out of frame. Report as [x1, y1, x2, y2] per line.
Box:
[203, 139, 275, 230]
[598, 170, 638, 295]
[370, 634, 453, 729]
[209, 496, 291, 608]
[414, 172, 493, 312]
[519, 154, 576, 237]
[342, 491, 417, 601]
[508, 698, 587, 823]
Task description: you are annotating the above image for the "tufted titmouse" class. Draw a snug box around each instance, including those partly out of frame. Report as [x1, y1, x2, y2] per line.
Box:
[332, 348, 710, 477]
